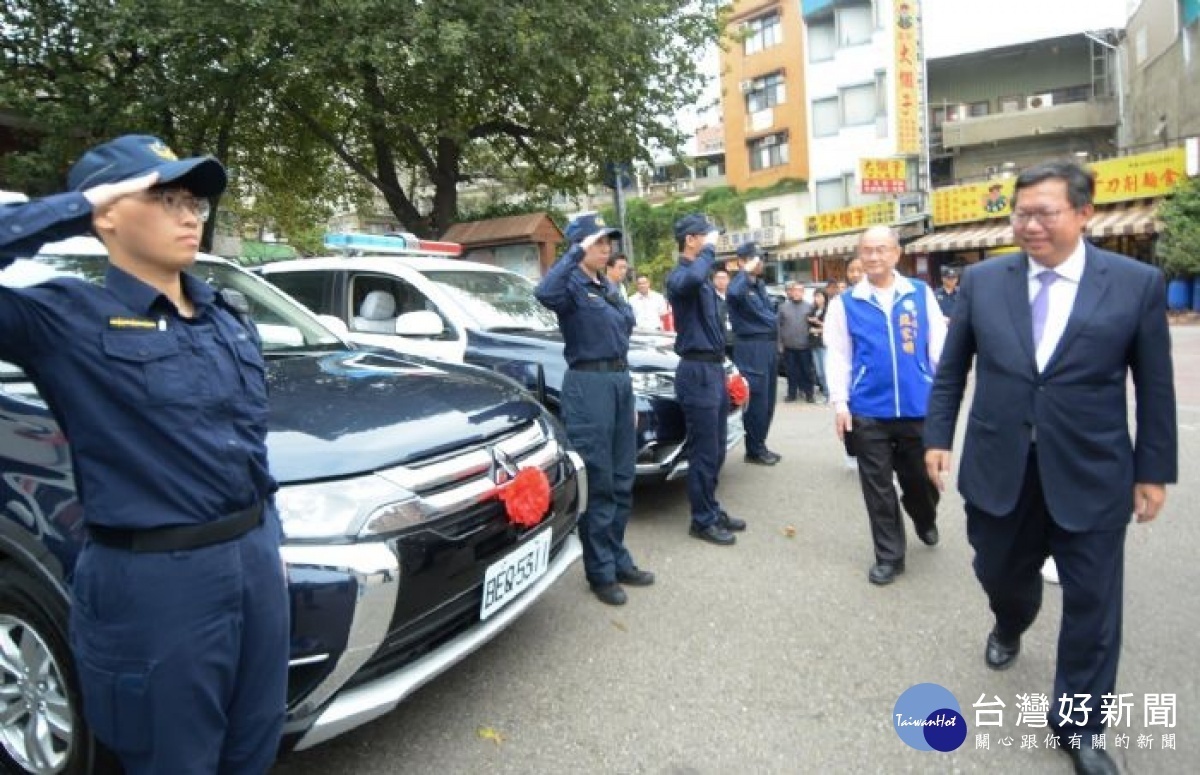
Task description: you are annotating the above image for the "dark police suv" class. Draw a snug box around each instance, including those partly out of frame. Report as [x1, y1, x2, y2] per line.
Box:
[0, 237, 584, 774]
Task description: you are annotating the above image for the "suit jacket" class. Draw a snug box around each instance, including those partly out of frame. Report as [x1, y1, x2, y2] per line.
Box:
[924, 242, 1177, 530]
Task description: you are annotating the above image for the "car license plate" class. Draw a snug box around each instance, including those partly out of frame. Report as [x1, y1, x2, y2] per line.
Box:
[480, 529, 552, 620]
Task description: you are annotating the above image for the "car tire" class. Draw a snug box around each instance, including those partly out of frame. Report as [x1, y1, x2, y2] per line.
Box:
[0, 565, 119, 775]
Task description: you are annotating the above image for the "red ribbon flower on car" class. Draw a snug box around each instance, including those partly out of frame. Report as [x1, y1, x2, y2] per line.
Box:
[498, 467, 552, 528]
[727, 373, 750, 407]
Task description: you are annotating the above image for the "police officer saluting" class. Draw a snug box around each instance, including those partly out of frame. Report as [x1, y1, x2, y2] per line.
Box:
[0, 135, 287, 774]
[727, 241, 781, 465]
[667, 214, 746, 545]
[535, 213, 654, 606]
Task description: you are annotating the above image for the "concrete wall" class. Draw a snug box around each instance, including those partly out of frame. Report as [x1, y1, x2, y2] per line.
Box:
[1125, 0, 1200, 149]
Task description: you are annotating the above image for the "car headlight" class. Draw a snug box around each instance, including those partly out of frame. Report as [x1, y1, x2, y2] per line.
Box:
[274, 475, 424, 540]
[629, 370, 674, 394]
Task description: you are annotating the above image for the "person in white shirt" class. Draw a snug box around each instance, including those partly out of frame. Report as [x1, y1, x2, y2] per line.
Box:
[825, 226, 948, 587]
[629, 274, 668, 330]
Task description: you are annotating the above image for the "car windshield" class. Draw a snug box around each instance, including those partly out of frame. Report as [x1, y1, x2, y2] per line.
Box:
[424, 269, 557, 332]
[2, 245, 343, 353]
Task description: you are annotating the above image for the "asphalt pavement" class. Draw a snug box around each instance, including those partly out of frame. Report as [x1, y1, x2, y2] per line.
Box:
[274, 326, 1199, 775]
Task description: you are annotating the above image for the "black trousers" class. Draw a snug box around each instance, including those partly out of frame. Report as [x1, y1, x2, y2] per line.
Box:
[966, 450, 1126, 742]
[851, 416, 938, 563]
[782, 348, 814, 399]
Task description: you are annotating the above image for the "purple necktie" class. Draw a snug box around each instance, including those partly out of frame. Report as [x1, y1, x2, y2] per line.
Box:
[1031, 270, 1059, 349]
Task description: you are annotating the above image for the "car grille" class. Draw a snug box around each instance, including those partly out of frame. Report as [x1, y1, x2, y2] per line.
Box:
[341, 419, 578, 691]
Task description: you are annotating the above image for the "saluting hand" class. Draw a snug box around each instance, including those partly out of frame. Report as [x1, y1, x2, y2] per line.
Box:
[704, 229, 720, 247]
[580, 231, 604, 250]
[925, 448, 952, 492]
[82, 172, 160, 208]
[1133, 483, 1167, 523]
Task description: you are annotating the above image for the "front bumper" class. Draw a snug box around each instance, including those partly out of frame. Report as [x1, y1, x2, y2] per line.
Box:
[280, 449, 586, 751]
[635, 407, 745, 481]
[289, 533, 581, 751]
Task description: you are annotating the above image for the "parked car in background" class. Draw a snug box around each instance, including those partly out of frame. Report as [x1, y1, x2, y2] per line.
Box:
[260, 233, 745, 484]
[0, 236, 584, 774]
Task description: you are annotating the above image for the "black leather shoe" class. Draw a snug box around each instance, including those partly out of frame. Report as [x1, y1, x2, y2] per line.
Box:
[763, 450, 782, 463]
[590, 583, 627, 606]
[985, 628, 1021, 671]
[616, 567, 655, 587]
[689, 523, 736, 546]
[868, 560, 905, 585]
[918, 526, 939, 546]
[744, 453, 778, 466]
[1062, 745, 1119, 775]
[718, 510, 747, 532]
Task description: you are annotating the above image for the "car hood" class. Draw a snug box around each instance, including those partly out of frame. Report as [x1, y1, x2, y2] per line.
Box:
[468, 328, 679, 372]
[265, 349, 540, 482]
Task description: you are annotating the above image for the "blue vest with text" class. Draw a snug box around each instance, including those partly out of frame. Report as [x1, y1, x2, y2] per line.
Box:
[844, 278, 934, 419]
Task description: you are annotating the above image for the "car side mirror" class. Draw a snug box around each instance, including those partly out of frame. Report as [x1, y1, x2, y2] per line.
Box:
[395, 310, 444, 337]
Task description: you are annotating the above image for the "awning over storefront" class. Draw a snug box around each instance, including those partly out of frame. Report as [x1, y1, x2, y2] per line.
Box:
[908, 201, 1163, 254]
[1086, 201, 1161, 238]
[776, 232, 861, 261]
[907, 221, 1013, 253]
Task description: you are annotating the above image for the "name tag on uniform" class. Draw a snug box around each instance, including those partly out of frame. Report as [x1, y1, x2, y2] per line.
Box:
[107, 316, 159, 330]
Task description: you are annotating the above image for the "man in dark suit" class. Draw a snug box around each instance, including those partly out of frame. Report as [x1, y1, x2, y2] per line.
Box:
[924, 161, 1177, 775]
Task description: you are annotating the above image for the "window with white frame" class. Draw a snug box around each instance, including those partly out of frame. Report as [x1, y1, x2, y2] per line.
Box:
[837, 2, 874, 46]
[744, 12, 782, 55]
[747, 72, 786, 113]
[760, 208, 781, 228]
[808, 19, 835, 61]
[812, 97, 840, 137]
[840, 82, 877, 127]
[748, 132, 789, 171]
[815, 177, 850, 212]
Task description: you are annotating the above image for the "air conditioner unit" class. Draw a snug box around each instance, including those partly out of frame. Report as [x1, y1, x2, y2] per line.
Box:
[760, 134, 778, 146]
[739, 79, 755, 94]
[1026, 93, 1054, 109]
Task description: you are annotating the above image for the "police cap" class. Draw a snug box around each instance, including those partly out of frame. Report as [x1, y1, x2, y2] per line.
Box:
[68, 134, 227, 198]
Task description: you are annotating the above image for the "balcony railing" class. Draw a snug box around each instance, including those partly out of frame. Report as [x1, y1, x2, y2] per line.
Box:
[941, 98, 1118, 149]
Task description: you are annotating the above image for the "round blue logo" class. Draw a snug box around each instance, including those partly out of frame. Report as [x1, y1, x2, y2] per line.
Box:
[893, 683, 967, 752]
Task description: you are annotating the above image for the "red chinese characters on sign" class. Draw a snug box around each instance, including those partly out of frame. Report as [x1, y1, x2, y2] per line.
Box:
[893, 0, 922, 156]
[860, 158, 908, 194]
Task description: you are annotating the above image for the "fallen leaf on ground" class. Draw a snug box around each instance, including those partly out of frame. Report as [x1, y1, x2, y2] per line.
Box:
[477, 726, 504, 745]
[783, 525, 796, 538]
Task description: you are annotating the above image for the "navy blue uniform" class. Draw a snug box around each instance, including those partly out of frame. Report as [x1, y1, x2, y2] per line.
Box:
[1, 192, 92, 257]
[934, 286, 958, 320]
[535, 245, 638, 586]
[727, 271, 779, 458]
[665, 246, 728, 528]
[0, 241, 287, 772]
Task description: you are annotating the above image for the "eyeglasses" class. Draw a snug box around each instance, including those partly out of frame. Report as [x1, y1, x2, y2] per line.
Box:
[1009, 209, 1065, 227]
[142, 188, 211, 222]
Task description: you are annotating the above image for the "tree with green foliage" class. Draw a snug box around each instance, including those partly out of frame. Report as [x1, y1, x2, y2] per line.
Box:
[1157, 175, 1200, 278]
[266, 0, 726, 236]
[0, 0, 356, 248]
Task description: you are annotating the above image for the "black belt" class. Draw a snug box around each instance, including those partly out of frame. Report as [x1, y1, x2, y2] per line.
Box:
[88, 501, 265, 553]
[736, 334, 775, 342]
[571, 358, 628, 372]
[681, 351, 724, 363]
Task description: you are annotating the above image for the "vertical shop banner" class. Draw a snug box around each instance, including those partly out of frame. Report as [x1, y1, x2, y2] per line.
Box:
[860, 158, 909, 193]
[893, 0, 921, 155]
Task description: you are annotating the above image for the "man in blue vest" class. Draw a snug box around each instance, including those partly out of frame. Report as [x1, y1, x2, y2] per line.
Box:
[727, 241, 781, 465]
[824, 226, 947, 585]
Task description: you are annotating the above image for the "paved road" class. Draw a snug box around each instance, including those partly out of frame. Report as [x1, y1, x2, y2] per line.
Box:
[275, 326, 1199, 775]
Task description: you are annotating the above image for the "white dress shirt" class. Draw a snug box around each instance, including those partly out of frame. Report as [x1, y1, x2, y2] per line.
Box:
[1029, 239, 1086, 372]
[824, 274, 948, 413]
[629, 290, 668, 330]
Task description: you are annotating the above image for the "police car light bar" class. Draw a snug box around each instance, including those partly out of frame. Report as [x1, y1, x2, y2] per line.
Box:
[323, 232, 463, 257]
